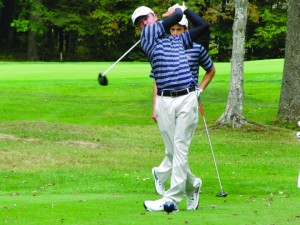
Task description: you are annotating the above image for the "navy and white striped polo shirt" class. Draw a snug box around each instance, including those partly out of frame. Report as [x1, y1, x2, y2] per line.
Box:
[141, 21, 194, 92]
[186, 43, 214, 84]
[150, 42, 214, 85]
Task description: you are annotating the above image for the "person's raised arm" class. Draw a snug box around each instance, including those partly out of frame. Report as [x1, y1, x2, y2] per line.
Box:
[162, 7, 184, 31]
[184, 9, 209, 41]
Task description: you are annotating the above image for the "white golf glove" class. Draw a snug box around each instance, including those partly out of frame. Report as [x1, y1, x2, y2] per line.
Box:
[163, 3, 186, 18]
[196, 88, 203, 101]
[163, 4, 180, 18]
[173, 3, 187, 12]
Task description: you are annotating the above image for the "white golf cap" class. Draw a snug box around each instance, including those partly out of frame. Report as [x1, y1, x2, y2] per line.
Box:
[178, 15, 188, 28]
[132, 6, 154, 25]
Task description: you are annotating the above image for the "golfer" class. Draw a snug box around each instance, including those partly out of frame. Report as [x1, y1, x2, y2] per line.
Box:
[132, 4, 209, 212]
[150, 15, 216, 209]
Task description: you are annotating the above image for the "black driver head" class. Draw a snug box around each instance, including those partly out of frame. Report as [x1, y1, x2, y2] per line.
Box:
[216, 191, 228, 197]
[98, 72, 108, 86]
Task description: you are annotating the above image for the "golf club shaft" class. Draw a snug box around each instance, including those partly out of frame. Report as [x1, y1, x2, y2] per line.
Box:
[102, 39, 141, 76]
[199, 102, 224, 192]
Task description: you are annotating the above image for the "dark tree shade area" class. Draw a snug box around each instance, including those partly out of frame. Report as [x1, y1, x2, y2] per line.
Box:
[0, 0, 287, 62]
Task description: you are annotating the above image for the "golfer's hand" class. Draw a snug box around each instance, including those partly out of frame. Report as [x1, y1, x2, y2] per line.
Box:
[152, 112, 157, 123]
[196, 88, 203, 102]
[162, 3, 180, 18]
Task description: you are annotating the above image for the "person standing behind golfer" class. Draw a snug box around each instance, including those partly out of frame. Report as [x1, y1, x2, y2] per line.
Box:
[132, 4, 209, 212]
[152, 16, 215, 123]
[150, 15, 216, 204]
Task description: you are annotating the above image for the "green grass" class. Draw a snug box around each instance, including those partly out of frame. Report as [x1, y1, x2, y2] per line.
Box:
[0, 60, 300, 225]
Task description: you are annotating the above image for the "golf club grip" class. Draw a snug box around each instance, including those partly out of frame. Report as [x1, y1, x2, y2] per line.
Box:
[199, 102, 205, 117]
[102, 39, 141, 76]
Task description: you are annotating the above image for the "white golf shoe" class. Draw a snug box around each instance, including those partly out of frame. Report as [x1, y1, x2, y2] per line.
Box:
[187, 178, 202, 210]
[152, 167, 165, 195]
[144, 198, 178, 212]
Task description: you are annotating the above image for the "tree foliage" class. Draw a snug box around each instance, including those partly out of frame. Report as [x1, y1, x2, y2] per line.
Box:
[246, 1, 287, 59]
[0, 0, 288, 61]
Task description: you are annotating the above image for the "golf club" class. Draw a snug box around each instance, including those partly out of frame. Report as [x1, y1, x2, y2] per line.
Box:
[298, 170, 300, 188]
[297, 121, 300, 142]
[198, 98, 227, 197]
[297, 122, 300, 188]
[98, 39, 141, 86]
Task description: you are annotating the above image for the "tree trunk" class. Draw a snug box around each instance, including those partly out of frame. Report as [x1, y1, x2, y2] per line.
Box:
[27, 0, 40, 61]
[59, 28, 64, 53]
[277, 0, 300, 125]
[27, 29, 38, 61]
[217, 0, 248, 128]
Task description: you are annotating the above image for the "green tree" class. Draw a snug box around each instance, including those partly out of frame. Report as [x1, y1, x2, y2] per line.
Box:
[0, 0, 18, 52]
[202, 0, 287, 61]
[10, 0, 98, 60]
[246, 0, 287, 60]
[0, 0, 289, 61]
[203, 0, 235, 62]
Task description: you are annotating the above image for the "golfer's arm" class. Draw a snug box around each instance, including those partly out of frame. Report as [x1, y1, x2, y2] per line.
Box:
[162, 8, 183, 31]
[152, 82, 158, 122]
[153, 82, 158, 108]
[185, 9, 209, 41]
[198, 65, 215, 90]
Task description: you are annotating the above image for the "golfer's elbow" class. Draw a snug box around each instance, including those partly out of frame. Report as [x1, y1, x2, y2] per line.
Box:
[205, 66, 215, 82]
[209, 65, 216, 78]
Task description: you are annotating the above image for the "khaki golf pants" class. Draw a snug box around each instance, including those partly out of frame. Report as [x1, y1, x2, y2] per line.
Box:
[155, 91, 200, 203]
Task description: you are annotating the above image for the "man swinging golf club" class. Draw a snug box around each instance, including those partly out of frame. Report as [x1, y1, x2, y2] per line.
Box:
[150, 14, 217, 208]
[132, 3, 209, 212]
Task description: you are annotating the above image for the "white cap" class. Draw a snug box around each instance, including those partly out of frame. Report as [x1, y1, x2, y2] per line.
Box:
[178, 15, 188, 28]
[132, 6, 154, 25]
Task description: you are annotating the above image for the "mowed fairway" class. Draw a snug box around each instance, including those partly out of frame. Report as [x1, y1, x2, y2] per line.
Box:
[0, 60, 300, 225]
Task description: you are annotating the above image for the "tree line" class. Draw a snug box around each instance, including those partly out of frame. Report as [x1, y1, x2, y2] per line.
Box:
[216, 0, 299, 127]
[0, 0, 287, 62]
